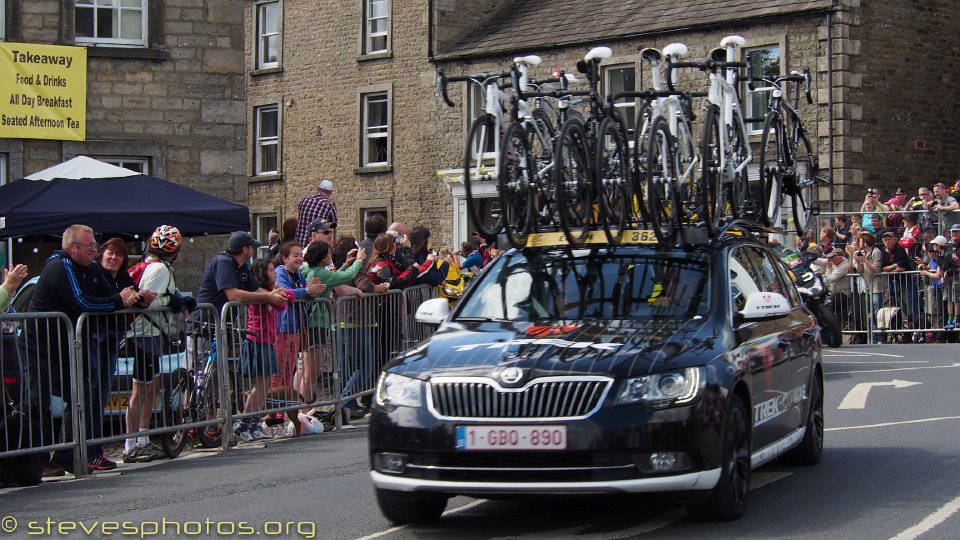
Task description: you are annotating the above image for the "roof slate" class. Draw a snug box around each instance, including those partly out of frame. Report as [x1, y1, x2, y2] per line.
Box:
[438, 0, 833, 59]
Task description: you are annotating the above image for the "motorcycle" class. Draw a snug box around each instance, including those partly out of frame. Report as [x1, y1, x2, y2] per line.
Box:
[780, 249, 843, 348]
[437, 250, 473, 309]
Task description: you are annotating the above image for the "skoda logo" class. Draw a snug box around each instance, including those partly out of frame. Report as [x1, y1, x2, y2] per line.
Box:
[499, 367, 524, 384]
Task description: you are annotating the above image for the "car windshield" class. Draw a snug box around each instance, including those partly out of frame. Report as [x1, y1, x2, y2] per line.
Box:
[456, 249, 711, 322]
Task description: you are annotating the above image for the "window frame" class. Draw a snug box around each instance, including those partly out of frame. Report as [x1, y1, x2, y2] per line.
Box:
[602, 62, 637, 131]
[0, 0, 5, 42]
[99, 156, 150, 174]
[253, 102, 281, 176]
[743, 40, 786, 135]
[358, 84, 392, 170]
[361, 0, 390, 57]
[254, 0, 282, 71]
[74, 0, 149, 48]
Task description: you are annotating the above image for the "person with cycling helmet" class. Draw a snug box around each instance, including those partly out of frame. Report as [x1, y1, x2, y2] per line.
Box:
[123, 225, 186, 463]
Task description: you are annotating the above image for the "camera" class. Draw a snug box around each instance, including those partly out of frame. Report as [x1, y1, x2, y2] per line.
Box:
[854, 251, 863, 257]
[931, 199, 940, 207]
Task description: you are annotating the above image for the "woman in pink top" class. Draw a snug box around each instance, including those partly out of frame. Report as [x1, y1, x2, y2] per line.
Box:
[236, 258, 293, 441]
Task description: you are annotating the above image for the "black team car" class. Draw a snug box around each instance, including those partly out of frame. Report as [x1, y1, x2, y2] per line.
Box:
[369, 229, 824, 524]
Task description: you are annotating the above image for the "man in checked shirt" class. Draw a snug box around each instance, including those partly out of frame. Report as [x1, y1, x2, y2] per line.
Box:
[296, 178, 338, 246]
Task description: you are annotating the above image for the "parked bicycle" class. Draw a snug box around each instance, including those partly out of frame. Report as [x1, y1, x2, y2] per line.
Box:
[667, 36, 754, 236]
[751, 67, 820, 235]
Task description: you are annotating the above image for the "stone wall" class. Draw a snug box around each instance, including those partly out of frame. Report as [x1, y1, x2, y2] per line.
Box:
[854, 0, 960, 200]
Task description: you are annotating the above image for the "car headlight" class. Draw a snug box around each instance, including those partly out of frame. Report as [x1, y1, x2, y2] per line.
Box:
[375, 372, 423, 410]
[616, 367, 703, 408]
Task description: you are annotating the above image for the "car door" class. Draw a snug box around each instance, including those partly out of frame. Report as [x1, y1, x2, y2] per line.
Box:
[728, 246, 799, 450]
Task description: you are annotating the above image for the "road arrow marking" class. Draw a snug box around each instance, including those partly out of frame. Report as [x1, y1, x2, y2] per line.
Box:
[838, 380, 922, 409]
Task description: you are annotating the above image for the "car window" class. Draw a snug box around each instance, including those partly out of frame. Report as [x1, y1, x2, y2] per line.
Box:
[768, 253, 802, 307]
[729, 247, 766, 312]
[457, 249, 711, 322]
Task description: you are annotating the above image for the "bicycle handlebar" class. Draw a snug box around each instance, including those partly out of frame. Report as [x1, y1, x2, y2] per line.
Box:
[666, 59, 750, 92]
[435, 69, 511, 107]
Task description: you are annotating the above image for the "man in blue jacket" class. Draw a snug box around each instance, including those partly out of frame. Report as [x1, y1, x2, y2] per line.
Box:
[21, 224, 141, 475]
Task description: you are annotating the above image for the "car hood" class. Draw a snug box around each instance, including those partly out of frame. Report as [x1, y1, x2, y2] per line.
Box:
[389, 318, 723, 381]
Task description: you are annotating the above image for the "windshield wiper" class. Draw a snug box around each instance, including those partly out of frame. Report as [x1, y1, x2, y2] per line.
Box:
[454, 316, 511, 323]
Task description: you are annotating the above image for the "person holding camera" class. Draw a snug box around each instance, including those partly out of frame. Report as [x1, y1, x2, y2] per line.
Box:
[918, 236, 947, 336]
[942, 224, 960, 330]
[930, 183, 960, 230]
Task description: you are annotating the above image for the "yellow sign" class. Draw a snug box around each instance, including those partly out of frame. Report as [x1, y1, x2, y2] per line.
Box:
[0, 43, 87, 141]
[525, 229, 659, 247]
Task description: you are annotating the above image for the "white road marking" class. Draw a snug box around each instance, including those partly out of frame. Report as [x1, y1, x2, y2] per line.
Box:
[823, 352, 905, 358]
[827, 363, 960, 376]
[353, 499, 486, 540]
[890, 493, 960, 540]
[826, 415, 960, 432]
[837, 380, 922, 409]
[825, 360, 927, 364]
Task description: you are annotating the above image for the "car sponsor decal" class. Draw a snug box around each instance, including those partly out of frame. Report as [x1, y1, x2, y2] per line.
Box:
[525, 324, 581, 337]
[753, 384, 807, 426]
[452, 338, 623, 352]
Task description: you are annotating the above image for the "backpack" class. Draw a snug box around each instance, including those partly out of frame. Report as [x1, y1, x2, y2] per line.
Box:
[128, 258, 163, 287]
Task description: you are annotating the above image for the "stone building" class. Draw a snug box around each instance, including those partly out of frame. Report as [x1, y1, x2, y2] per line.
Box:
[246, 0, 959, 249]
[0, 0, 246, 289]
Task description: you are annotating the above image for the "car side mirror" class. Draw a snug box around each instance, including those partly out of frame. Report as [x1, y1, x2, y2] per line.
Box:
[415, 298, 451, 326]
[738, 291, 791, 323]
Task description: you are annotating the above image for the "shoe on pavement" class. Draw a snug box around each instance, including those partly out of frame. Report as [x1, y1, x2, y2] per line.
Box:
[233, 422, 254, 443]
[251, 425, 273, 440]
[88, 453, 118, 471]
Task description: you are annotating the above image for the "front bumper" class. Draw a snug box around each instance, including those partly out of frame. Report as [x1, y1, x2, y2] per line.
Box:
[370, 468, 721, 495]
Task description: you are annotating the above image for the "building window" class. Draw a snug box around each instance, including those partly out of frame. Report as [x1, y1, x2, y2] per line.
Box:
[363, 0, 389, 55]
[253, 212, 278, 246]
[254, 104, 280, 175]
[603, 64, 636, 130]
[361, 91, 390, 166]
[255, 1, 281, 69]
[745, 46, 781, 133]
[99, 157, 149, 174]
[75, 0, 147, 47]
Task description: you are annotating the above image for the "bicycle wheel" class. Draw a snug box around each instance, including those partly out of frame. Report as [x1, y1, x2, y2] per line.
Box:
[156, 368, 189, 458]
[464, 114, 502, 240]
[675, 118, 701, 226]
[498, 121, 535, 248]
[791, 129, 819, 236]
[758, 114, 785, 227]
[554, 117, 593, 246]
[700, 104, 725, 235]
[728, 109, 751, 220]
[529, 109, 557, 231]
[596, 116, 631, 243]
[646, 116, 679, 243]
[631, 104, 654, 225]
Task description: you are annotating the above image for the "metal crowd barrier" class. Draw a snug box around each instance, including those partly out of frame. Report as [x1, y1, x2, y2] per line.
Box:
[835, 270, 954, 344]
[401, 284, 441, 350]
[0, 311, 78, 468]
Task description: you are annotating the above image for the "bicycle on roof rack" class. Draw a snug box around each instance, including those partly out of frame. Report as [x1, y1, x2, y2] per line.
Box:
[750, 67, 821, 236]
[667, 36, 754, 236]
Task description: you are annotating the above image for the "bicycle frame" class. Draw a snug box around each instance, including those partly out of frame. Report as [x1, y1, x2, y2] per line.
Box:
[706, 65, 752, 184]
[643, 45, 699, 184]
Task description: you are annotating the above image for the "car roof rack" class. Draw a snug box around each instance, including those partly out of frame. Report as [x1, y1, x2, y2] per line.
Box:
[718, 219, 786, 241]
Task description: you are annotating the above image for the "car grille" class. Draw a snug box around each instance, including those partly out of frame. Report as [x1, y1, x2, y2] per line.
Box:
[405, 451, 640, 482]
[428, 376, 612, 419]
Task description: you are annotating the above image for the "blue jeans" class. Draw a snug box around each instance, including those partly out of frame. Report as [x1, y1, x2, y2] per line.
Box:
[338, 327, 371, 405]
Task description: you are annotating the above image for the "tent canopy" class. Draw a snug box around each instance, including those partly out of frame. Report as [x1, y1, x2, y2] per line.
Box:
[0, 156, 249, 238]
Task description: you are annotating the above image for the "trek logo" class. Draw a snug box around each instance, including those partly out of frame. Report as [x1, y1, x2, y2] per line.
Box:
[753, 384, 807, 426]
[525, 324, 580, 337]
[453, 339, 622, 352]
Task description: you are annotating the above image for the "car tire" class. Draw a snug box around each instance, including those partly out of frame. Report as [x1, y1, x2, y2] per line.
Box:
[815, 305, 842, 348]
[781, 373, 824, 466]
[375, 487, 448, 524]
[688, 397, 750, 521]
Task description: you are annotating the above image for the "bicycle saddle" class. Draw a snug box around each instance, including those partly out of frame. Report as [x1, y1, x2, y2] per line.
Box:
[639, 48, 662, 63]
[709, 47, 727, 63]
[584, 46, 612, 62]
[720, 35, 746, 48]
[513, 55, 542, 66]
[662, 43, 688, 58]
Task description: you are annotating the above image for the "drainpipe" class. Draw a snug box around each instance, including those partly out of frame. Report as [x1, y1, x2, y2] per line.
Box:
[827, 9, 835, 210]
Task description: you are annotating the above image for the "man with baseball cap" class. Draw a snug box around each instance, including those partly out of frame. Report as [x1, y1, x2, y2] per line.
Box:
[821, 246, 852, 330]
[307, 218, 337, 245]
[296, 179, 338, 246]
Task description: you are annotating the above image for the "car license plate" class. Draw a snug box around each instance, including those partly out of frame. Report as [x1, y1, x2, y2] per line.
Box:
[105, 393, 129, 412]
[455, 425, 567, 451]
